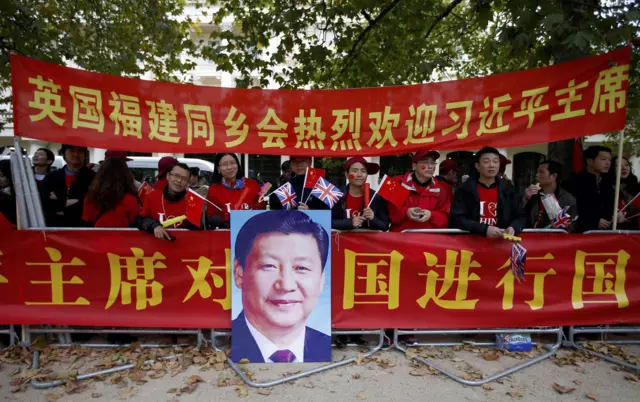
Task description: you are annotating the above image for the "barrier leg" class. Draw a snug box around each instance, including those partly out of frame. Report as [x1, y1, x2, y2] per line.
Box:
[0, 325, 18, 348]
[566, 325, 640, 371]
[394, 327, 563, 386]
[211, 329, 385, 388]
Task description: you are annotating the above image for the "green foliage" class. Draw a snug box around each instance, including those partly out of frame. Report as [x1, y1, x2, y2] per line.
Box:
[0, 0, 198, 128]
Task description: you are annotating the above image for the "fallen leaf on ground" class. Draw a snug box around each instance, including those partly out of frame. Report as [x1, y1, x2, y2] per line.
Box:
[376, 359, 395, 369]
[65, 380, 89, 395]
[574, 367, 587, 374]
[482, 353, 500, 361]
[153, 362, 163, 370]
[625, 374, 639, 383]
[91, 393, 102, 398]
[119, 387, 137, 400]
[302, 383, 315, 389]
[149, 369, 167, 379]
[257, 389, 272, 396]
[405, 350, 416, 360]
[451, 358, 463, 362]
[47, 393, 63, 401]
[357, 392, 367, 400]
[179, 384, 198, 395]
[355, 354, 365, 365]
[236, 385, 248, 397]
[9, 378, 22, 387]
[573, 380, 584, 385]
[409, 367, 436, 376]
[482, 384, 493, 391]
[238, 358, 250, 364]
[186, 375, 203, 385]
[507, 391, 522, 399]
[193, 356, 207, 365]
[553, 383, 577, 394]
[167, 388, 177, 394]
[129, 370, 146, 384]
[214, 362, 225, 371]
[586, 393, 599, 401]
[352, 373, 361, 380]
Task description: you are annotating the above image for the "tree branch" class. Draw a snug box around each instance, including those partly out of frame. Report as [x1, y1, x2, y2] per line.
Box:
[424, 0, 464, 39]
[339, 0, 403, 74]
[361, 10, 373, 22]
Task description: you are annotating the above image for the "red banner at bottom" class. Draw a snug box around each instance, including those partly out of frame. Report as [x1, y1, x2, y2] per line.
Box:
[0, 231, 639, 329]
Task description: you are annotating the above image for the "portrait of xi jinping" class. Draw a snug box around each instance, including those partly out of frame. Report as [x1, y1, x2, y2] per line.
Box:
[230, 210, 331, 363]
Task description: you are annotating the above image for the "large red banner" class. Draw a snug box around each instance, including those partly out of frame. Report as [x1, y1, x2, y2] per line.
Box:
[1, 231, 639, 329]
[10, 48, 630, 156]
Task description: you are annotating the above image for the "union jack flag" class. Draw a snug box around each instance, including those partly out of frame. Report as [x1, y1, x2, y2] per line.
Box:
[552, 207, 571, 229]
[273, 182, 298, 210]
[311, 177, 344, 208]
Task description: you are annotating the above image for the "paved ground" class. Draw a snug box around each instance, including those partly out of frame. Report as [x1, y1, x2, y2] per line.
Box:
[1, 339, 638, 402]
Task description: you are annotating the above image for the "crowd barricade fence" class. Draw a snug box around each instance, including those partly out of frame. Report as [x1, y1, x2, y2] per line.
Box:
[565, 230, 640, 371]
[0, 325, 18, 347]
[394, 228, 567, 385]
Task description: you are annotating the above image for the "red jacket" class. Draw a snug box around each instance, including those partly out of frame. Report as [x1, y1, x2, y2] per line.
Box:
[206, 178, 264, 219]
[388, 172, 451, 232]
[82, 193, 140, 228]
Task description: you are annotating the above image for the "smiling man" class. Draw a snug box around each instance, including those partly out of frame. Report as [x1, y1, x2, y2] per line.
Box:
[232, 210, 331, 363]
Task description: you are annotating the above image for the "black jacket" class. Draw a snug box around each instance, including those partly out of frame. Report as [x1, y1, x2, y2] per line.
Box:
[0, 192, 17, 226]
[564, 169, 615, 233]
[41, 166, 95, 227]
[450, 178, 525, 235]
[331, 185, 389, 231]
[269, 174, 327, 210]
[524, 187, 578, 232]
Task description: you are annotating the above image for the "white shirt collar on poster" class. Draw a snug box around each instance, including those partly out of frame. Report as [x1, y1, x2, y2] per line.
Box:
[244, 316, 306, 363]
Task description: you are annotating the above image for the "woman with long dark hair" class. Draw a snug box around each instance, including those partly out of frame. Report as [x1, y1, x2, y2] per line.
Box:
[206, 153, 264, 228]
[0, 160, 17, 229]
[607, 156, 640, 229]
[82, 157, 140, 227]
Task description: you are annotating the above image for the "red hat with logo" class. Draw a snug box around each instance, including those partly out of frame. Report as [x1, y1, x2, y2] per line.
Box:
[156, 156, 179, 178]
[344, 156, 380, 175]
[439, 159, 461, 173]
[412, 150, 440, 163]
[105, 150, 132, 161]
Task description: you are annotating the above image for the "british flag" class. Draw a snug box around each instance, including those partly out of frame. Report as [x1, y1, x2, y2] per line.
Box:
[311, 177, 344, 208]
[552, 207, 571, 229]
[273, 182, 298, 210]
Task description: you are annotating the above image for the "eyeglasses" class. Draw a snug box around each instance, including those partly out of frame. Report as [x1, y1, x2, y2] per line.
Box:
[168, 173, 190, 183]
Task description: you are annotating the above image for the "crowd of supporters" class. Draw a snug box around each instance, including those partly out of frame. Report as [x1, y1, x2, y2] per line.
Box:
[0, 143, 633, 235]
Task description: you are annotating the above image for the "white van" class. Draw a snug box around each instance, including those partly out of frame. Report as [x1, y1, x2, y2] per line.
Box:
[126, 157, 215, 184]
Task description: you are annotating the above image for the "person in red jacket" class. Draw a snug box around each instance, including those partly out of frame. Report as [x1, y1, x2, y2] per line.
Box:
[206, 153, 264, 228]
[83, 157, 140, 227]
[388, 150, 450, 232]
[436, 159, 460, 203]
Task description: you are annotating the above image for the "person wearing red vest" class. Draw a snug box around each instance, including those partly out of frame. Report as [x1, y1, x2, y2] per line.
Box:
[83, 157, 140, 228]
[450, 147, 525, 237]
[206, 153, 264, 228]
[388, 150, 451, 232]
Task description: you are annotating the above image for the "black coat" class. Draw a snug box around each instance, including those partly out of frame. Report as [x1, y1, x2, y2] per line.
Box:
[564, 169, 615, 233]
[450, 178, 525, 236]
[524, 188, 578, 232]
[269, 174, 327, 210]
[331, 185, 389, 231]
[41, 166, 95, 227]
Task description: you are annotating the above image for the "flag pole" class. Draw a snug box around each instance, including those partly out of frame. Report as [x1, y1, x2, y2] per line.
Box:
[301, 167, 309, 204]
[367, 174, 387, 208]
[612, 130, 624, 230]
[188, 188, 222, 211]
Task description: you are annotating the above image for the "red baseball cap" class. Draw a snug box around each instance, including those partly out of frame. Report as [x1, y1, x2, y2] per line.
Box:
[439, 159, 461, 173]
[498, 154, 512, 174]
[105, 150, 132, 161]
[156, 156, 179, 178]
[344, 156, 380, 175]
[412, 150, 440, 163]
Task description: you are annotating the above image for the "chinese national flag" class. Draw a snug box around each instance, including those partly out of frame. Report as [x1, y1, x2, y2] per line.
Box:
[138, 181, 154, 204]
[304, 168, 326, 189]
[186, 189, 205, 228]
[376, 175, 410, 208]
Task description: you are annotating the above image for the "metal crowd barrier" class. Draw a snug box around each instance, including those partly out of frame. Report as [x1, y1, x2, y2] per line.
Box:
[211, 328, 385, 388]
[0, 325, 18, 347]
[564, 230, 640, 371]
[394, 228, 567, 385]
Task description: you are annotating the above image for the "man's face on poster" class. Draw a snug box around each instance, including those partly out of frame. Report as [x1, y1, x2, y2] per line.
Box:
[235, 232, 325, 331]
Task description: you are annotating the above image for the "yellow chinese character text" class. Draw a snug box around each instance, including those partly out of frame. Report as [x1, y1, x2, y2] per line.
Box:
[513, 87, 550, 129]
[441, 100, 472, 139]
[367, 106, 400, 149]
[590, 65, 630, 114]
[404, 104, 437, 145]
[184, 104, 214, 146]
[496, 253, 556, 310]
[182, 249, 231, 310]
[146, 100, 179, 143]
[477, 94, 511, 136]
[106, 248, 166, 311]
[294, 109, 326, 149]
[25, 248, 89, 305]
[343, 249, 403, 310]
[551, 79, 589, 121]
[69, 86, 104, 132]
[330, 109, 362, 151]
[257, 108, 288, 149]
[417, 250, 480, 309]
[224, 106, 249, 148]
[28, 75, 66, 126]
[109, 92, 142, 138]
[572, 250, 629, 309]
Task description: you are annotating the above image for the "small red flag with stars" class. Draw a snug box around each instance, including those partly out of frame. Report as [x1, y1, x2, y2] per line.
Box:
[186, 189, 205, 228]
[304, 168, 326, 189]
[376, 175, 410, 208]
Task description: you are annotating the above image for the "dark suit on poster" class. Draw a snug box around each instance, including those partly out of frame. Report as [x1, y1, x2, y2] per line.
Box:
[232, 311, 331, 363]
